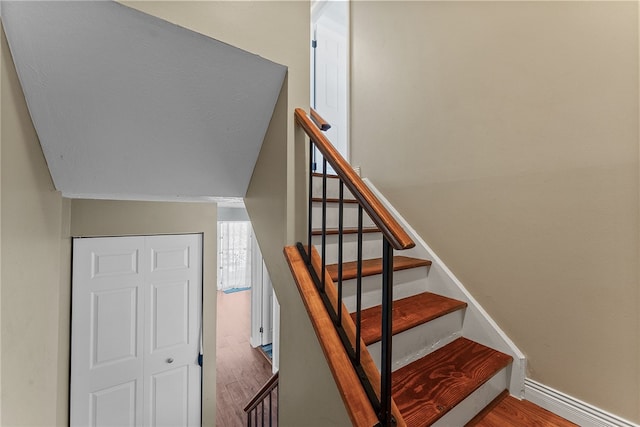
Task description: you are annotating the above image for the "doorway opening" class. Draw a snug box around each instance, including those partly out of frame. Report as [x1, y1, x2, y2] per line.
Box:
[215, 205, 280, 425]
[217, 220, 252, 293]
[311, 0, 350, 172]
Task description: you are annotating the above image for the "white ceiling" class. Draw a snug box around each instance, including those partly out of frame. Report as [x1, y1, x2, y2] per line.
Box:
[2, 1, 286, 200]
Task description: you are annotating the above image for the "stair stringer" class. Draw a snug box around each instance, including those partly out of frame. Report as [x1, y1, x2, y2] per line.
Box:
[363, 178, 527, 398]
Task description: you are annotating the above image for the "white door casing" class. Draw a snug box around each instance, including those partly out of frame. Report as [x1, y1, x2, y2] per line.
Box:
[70, 234, 202, 427]
[271, 293, 281, 374]
[250, 238, 279, 371]
[260, 260, 273, 346]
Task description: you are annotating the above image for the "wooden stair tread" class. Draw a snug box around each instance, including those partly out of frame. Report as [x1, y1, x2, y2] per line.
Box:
[327, 256, 431, 282]
[312, 197, 359, 204]
[312, 227, 379, 235]
[465, 390, 578, 426]
[392, 337, 513, 427]
[351, 292, 466, 345]
[312, 172, 340, 179]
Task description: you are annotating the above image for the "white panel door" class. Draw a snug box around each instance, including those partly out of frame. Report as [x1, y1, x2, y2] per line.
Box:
[71, 236, 145, 427]
[71, 235, 202, 427]
[144, 235, 201, 427]
[313, 15, 348, 168]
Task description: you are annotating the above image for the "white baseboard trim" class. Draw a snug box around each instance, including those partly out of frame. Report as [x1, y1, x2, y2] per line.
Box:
[525, 379, 639, 427]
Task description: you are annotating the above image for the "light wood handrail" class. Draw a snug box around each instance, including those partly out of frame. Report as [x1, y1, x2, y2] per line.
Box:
[243, 371, 279, 413]
[295, 108, 415, 251]
[310, 108, 332, 131]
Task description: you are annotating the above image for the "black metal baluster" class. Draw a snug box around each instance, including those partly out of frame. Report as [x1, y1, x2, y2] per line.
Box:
[321, 158, 328, 292]
[355, 205, 363, 363]
[380, 239, 394, 425]
[297, 109, 409, 427]
[307, 139, 314, 265]
[268, 391, 273, 427]
[337, 180, 344, 324]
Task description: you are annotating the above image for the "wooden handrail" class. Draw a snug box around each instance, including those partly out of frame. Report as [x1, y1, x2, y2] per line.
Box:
[285, 246, 381, 427]
[244, 372, 279, 413]
[307, 246, 407, 427]
[310, 108, 332, 131]
[295, 108, 415, 251]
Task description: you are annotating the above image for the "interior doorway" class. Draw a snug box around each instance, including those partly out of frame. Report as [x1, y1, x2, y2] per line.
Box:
[216, 217, 279, 368]
[217, 220, 252, 293]
[311, 0, 350, 170]
[216, 205, 279, 424]
[216, 284, 273, 425]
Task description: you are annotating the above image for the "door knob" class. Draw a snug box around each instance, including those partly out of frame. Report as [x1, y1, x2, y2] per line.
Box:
[167, 358, 174, 364]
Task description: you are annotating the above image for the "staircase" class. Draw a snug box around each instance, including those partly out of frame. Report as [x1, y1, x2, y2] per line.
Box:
[310, 172, 512, 426]
[284, 108, 577, 427]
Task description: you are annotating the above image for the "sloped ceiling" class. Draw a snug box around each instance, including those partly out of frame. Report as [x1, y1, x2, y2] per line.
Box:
[2, 1, 287, 200]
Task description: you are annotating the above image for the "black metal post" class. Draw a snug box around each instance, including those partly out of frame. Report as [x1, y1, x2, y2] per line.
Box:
[321, 158, 328, 292]
[261, 401, 265, 426]
[268, 392, 273, 427]
[380, 239, 394, 425]
[337, 180, 344, 324]
[355, 205, 363, 364]
[307, 139, 314, 266]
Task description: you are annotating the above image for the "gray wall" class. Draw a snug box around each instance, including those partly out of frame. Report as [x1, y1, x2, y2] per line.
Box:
[218, 207, 250, 222]
[1, 0, 286, 199]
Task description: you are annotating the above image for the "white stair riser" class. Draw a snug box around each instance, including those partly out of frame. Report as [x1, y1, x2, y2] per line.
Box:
[367, 309, 465, 372]
[341, 268, 430, 311]
[433, 366, 510, 427]
[312, 203, 375, 229]
[312, 233, 382, 265]
[312, 176, 356, 201]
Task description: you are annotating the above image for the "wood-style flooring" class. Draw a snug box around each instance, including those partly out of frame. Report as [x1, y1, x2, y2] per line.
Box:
[466, 390, 579, 426]
[216, 289, 273, 427]
[392, 337, 513, 426]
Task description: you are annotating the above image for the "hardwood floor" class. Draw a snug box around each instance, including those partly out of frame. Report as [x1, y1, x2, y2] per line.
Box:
[466, 390, 579, 426]
[216, 289, 274, 427]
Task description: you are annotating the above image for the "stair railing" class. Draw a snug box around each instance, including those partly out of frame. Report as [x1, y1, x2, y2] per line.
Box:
[295, 108, 415, 426]
[244, 372, 279, 427]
